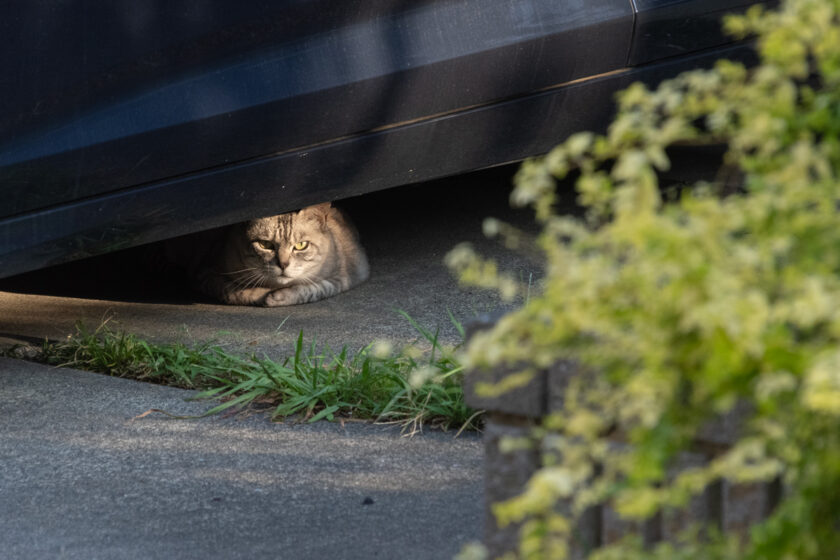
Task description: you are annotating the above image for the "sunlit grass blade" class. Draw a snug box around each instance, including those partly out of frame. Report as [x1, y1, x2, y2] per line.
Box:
[447, 308, 466, 339]
[18, 311, 484, 433]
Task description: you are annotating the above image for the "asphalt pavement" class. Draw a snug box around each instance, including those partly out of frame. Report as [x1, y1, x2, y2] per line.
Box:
[0, 357, 483, 560]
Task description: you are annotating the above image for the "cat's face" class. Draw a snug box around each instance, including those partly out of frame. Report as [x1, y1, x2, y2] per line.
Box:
[239, 205, 333, 288]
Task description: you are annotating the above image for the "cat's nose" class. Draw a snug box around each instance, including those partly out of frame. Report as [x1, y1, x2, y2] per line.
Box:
[278, 258, 290, 270]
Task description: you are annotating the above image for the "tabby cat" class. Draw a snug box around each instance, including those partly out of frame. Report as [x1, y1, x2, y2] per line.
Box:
[170, 203, 368, 306]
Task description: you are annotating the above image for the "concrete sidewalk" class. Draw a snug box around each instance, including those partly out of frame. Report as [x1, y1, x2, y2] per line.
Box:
[0, 358, 483, 560]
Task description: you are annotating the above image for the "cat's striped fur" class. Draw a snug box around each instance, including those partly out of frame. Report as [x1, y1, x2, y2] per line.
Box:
[172, 203, 368, 306]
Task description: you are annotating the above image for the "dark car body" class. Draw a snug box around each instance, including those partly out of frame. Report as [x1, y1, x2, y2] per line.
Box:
[0, 0, 762, 278]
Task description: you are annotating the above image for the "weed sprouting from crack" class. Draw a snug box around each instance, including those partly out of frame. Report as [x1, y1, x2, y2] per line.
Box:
[19, 312, 482, 434]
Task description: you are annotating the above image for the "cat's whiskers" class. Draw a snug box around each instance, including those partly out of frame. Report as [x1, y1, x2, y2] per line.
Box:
[221, 266, 259, 276]
[230, 269, 267, 291]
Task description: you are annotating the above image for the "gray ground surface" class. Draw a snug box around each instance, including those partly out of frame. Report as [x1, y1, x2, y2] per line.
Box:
[0, 358, 483, 560]
[0, 166, 541, 358]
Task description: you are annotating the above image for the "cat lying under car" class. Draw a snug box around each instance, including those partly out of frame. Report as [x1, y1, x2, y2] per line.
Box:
[164, 203, 368, 306]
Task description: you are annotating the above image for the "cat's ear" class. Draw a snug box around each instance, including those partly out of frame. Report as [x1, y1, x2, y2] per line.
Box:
[300, 202, 332, 228]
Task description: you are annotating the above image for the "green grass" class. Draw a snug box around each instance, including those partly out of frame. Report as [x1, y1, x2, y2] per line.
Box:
[25, 313, 481, 434]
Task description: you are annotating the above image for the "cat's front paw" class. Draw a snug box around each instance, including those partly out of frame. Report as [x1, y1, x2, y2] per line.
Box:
[264, 288, 300, 307]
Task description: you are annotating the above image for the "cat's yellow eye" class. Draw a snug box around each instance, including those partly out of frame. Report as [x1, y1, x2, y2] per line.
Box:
[256, 240, 275, 250]
[293, 241, 309, 251]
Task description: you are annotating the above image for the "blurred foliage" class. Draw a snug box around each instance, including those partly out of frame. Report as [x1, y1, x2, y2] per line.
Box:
[449, 0, 840, 558]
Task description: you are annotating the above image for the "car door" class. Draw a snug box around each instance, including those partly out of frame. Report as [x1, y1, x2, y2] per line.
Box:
[628, 0, 767, 66]
[0, 0, 635, 219]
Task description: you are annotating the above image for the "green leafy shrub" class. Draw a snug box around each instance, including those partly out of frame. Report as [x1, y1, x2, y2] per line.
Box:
[449, 0, 840, 557]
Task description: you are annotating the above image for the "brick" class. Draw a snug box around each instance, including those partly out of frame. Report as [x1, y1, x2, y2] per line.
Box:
[463, 365, 546, 418]
[722, 479, 780, 536]
[463, 315, 547, 418]
[483, 414, 540, 558]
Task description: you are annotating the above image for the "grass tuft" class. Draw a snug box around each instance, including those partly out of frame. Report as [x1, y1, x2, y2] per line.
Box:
[27, 313, 481, 434]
